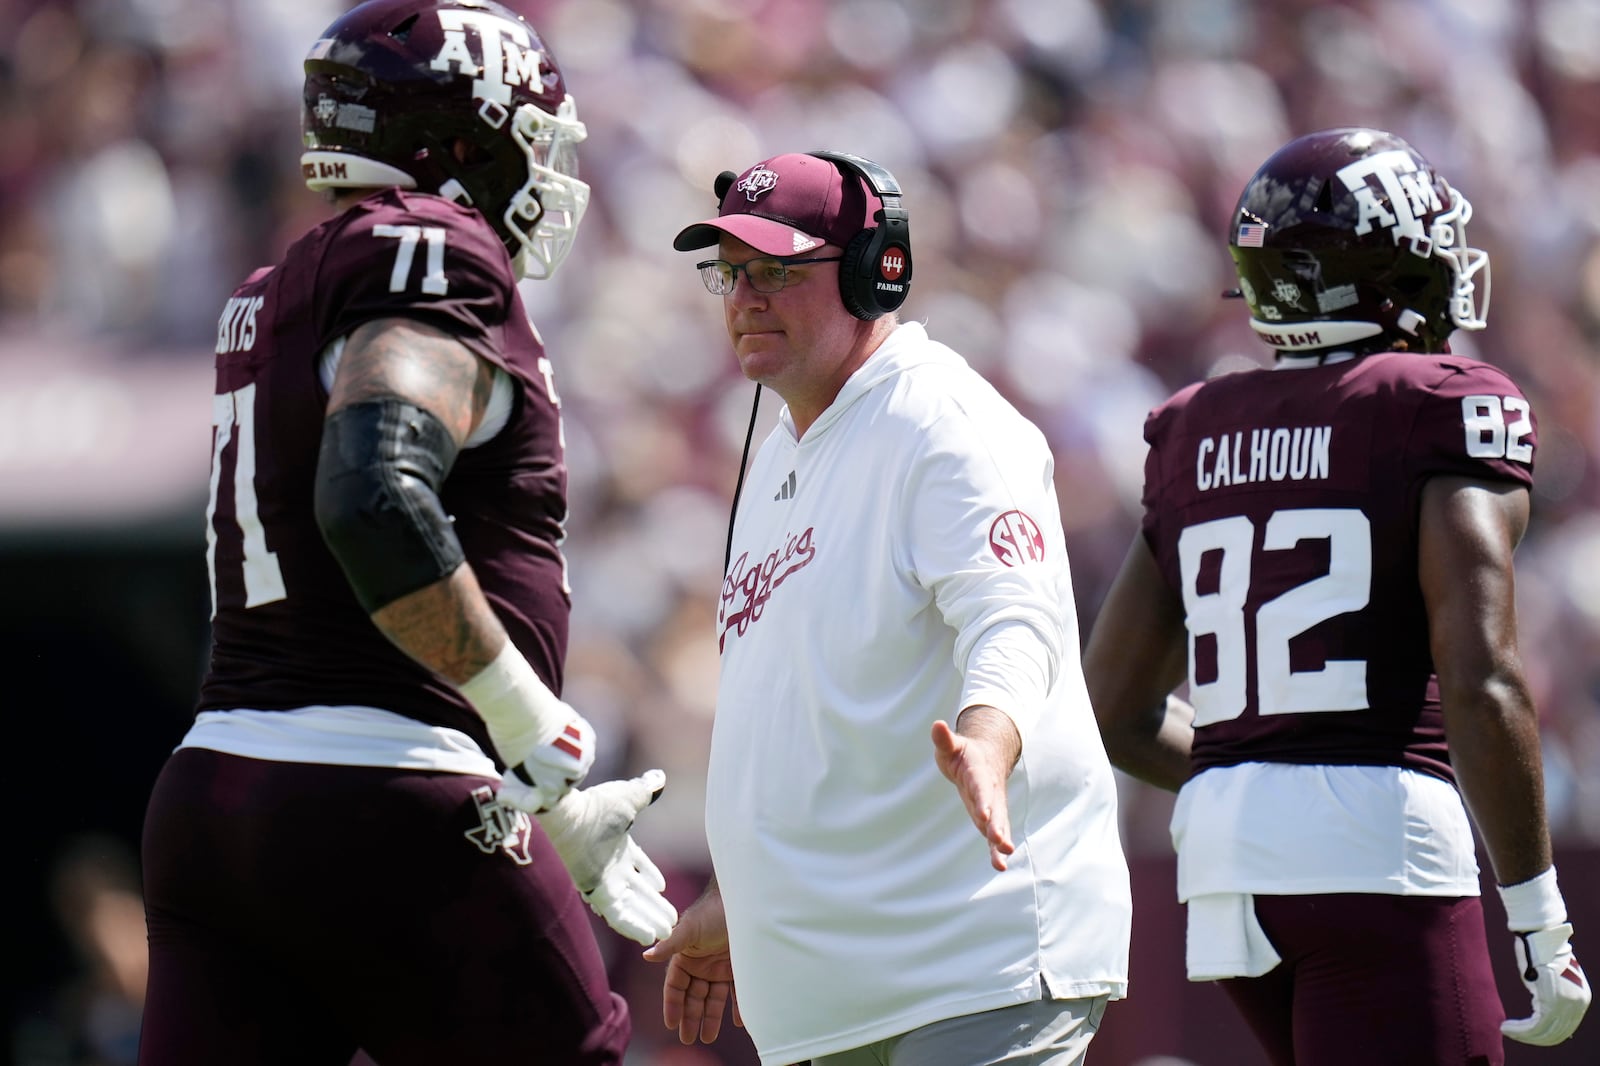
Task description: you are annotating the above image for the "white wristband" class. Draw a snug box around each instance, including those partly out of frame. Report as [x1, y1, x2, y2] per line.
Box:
[1498, 866, 1568, 933]
[458, 640, 570, 745]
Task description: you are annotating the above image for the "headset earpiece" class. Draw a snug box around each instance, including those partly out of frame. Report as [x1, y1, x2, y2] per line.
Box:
[807, 150, 913, 320]
[838, 228, 879, 320]
[713, 169, 738, 203]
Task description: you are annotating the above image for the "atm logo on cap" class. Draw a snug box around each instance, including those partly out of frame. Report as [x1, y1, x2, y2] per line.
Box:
[737, 166, 779, 201]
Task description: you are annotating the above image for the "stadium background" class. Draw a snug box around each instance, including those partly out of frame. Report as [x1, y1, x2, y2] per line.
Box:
[4, 0, 1600, 1062]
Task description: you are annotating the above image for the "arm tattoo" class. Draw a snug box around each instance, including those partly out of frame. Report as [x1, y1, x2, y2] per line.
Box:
[328, 317, 496, 446]
[371, 569, 506, 685]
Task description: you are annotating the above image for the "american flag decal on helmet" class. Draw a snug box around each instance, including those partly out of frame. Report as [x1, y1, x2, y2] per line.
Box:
[1237, 223, 1266, 247]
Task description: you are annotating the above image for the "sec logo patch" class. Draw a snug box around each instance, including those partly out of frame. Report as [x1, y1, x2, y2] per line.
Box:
[989, 510, 1045, 566]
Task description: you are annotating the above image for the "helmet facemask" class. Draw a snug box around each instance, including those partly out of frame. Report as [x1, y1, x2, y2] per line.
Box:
[1429, 182, 1489, 333]
[501, 95, 589, 280]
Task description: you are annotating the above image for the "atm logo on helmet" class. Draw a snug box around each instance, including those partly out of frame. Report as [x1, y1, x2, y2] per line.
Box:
[1337, 149, 1443, 252]
[429, 9, 547, 107]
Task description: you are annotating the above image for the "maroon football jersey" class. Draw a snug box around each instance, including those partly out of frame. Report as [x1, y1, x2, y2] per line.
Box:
[199, 189, 569, 758]
[1140, 352, 1536, 783]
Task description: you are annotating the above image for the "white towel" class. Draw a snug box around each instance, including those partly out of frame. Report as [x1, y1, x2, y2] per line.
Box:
[1185, 893, 1283, 981]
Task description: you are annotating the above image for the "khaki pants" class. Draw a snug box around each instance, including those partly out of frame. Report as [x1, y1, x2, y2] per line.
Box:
[812, 994, 1110, 1066]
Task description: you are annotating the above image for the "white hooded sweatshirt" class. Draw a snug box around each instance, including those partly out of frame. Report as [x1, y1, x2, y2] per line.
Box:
[705, 321, 1132, 1065]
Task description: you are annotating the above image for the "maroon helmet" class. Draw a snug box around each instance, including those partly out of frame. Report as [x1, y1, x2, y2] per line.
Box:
[1227, 127, 1488, 355]
[301, 0, 589, 279]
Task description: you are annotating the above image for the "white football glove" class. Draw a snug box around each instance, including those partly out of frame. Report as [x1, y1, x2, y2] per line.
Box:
[1498, 866, 1592, 1046]
[489, 711, 596, 815]
[1503, 924, 1591, 1046]
[536, 769, 678, 945]
[460, 642, 597, 813]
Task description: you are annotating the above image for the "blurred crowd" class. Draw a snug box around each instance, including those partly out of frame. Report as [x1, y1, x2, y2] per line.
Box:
[9, 0, 1600, 1062]
[6, 0, 1600, 962]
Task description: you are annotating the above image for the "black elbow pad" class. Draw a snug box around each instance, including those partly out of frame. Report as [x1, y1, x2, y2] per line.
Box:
[314, 399, 466, 613]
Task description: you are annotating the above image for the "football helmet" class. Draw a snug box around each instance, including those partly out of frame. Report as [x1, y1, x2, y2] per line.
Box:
[301, 0, 590, 280]
[1227, 127, 1488, 355]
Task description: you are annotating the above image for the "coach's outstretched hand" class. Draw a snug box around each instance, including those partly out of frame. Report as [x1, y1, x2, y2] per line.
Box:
[932, 707, 1021, 872]
[536, 770, 677, 945]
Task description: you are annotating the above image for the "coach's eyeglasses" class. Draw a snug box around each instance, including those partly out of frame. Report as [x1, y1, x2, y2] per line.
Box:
[696, 254, 843, 295]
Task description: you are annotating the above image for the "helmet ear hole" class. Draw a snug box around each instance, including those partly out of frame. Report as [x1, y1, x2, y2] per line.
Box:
[449, 138, 491, 166]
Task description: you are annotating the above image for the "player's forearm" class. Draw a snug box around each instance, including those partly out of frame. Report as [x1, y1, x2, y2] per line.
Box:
[1443, 674, 1553, 886]
[1082, 534, 1192, 790]
[370, 564, 508, 684]
[1084, 639, 1193, 791]
[1101, 696, 1192, 792]
[375, 563, 594, 811]
[1419, 478, 1548, 883]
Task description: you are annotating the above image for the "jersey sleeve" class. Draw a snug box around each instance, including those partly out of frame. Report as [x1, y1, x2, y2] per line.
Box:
[1138, 384, 1196, 559]
[314, 192, 518, 371]
[1404, 359, 1536, 490]
[901, 404, 1070, 739]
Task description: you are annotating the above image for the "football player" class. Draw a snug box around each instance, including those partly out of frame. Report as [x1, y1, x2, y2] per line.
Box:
[139, 2, 673, 1063]
[1083, 127, 1590, 1065]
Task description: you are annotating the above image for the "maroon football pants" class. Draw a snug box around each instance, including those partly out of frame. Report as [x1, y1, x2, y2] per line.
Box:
[1219, 892, 1504, 1066]
[140, 747, 628, 1065]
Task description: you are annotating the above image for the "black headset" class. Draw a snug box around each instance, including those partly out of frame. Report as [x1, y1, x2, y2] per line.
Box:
[807, 150, 913, 320]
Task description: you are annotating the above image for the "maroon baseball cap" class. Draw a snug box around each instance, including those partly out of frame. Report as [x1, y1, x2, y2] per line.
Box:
[673, 153, 883, 256]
